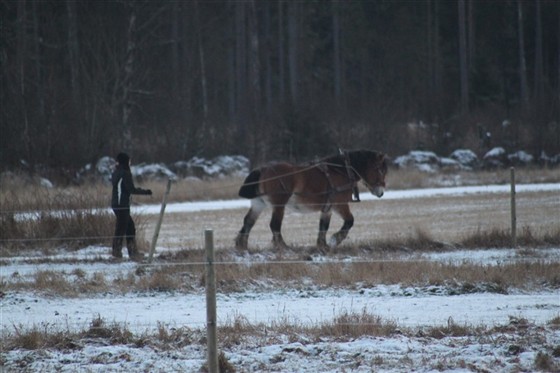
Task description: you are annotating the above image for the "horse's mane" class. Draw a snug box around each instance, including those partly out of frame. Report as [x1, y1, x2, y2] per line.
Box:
[321, 149, 385, 174]
[259, 150, 385, 174]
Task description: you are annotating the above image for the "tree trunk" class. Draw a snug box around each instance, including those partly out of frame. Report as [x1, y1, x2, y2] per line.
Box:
[278, 1, 285, 104]
[533, 0, 543, 104]
[332, 0, 341, 110]
[533, 0, 544, 153]
[245, 0, 261, 159]
[458, 0, 469, 114]
[171, 1, 180, 94]
[235, 1, 247, 146]
[263, 1, 272, 117]
[121, 3, 137, 152]
[17, 0, 31, 162]
[467, 0, 475, 69]
[287, 2, 299, 105]
[517, 0, 529, 108]
[194, 0, 208, 127]
[66, 0, 80, 100]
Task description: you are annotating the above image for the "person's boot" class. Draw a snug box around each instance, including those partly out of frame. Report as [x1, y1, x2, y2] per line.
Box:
[126, 239, 144, 262]
[112, 238, 123, 259]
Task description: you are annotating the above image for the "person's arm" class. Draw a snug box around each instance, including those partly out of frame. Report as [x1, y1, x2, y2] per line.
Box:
[123, 171, 152, 195]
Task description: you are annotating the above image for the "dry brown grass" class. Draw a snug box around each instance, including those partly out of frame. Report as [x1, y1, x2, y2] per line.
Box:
[1, 209, 116, 253]
[317, 308, 399, 339]
[5, 313, 559, 351]
[142, 176, 244, 203]
[386, 167, 560, 190]
[5, 248, 557, 296]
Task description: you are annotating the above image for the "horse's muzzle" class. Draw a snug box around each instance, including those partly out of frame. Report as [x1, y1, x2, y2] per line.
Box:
[370, 186, 384, 198]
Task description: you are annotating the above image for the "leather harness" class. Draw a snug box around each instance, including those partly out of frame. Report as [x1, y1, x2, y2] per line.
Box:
[317, 150, 361, 212]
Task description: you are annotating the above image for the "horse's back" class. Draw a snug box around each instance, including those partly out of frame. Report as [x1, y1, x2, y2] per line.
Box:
[239, 162, 297, 200]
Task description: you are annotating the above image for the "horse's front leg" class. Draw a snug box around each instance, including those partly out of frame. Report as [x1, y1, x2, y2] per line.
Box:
[329, 205, 354, 246]
[270, 206, 288, 249]
[317, 210, 332, 248]
[235, 199, 265, 250]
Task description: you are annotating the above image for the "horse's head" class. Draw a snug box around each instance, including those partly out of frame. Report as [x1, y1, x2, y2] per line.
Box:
[350, 150, 387, 198]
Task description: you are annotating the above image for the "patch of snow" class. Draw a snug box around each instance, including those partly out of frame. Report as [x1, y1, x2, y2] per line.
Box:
[508, 150, 534, 165]
[132, 163, 177, 181]
[172, 155, 249, 179]
[39, 177, 53, 188]
[449, 149, 479, 169]
[484, 147, 506, 159]
[96, 156, 115, 178]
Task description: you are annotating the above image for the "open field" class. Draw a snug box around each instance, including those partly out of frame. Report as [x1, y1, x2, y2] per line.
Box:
[1, 181, 560, 372]
[146, 188, 559, 251]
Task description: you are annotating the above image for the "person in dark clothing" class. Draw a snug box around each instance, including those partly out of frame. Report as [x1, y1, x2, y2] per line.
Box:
[111, 152, 152, 260]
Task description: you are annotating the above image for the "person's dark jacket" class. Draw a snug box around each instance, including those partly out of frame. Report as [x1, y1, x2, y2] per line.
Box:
[111, 164, 151, 209]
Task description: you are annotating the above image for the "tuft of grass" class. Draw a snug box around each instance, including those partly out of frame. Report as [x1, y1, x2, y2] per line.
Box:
[82, 315, 133, 345]
[34, 270, 75, 295]
[534, 351, 556, 372]
[218, 350, 237, 373]
[426, 317, 477, 339]
[319, 308, 398, 338]
[549, 315, 560, 330]
[140, 269, 180, 292]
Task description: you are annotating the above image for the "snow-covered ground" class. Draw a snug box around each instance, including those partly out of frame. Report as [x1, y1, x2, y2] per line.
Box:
[2, 184, 559, 372]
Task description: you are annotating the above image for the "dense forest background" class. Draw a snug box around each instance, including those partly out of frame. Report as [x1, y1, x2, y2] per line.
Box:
[1, 0, 559, 172]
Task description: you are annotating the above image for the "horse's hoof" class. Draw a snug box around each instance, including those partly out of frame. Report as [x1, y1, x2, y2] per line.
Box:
[272, 241, 289, 251]
[235, 234, 248, 251]
[328, 236, 339, 247]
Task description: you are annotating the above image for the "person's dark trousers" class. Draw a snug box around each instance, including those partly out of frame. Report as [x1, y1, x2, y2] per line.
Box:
[112, 207, 137, 258]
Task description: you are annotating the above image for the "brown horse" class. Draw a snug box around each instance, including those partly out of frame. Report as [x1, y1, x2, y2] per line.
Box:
[235, 149, 387, 250]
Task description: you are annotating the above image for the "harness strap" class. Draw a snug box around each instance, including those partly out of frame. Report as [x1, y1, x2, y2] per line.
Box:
[340, 149, 360, 202]
[318, 163, 334, 213]
[269, 165, 290, 194]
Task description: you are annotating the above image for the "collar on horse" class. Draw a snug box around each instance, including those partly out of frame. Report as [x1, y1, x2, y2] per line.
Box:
[316, 149, 361, 212]
[339, 149, 360, 202]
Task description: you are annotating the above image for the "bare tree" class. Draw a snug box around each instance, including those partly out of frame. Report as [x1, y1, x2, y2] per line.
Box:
[517, 0, 529, 108]
[287, 2, 299, 105]
[332, 0, 341, 111]
[120, 2, 137, 152]
[66, 0, 80, 99]
[277, 0, 286, 104]
[458, 0, 469, 114]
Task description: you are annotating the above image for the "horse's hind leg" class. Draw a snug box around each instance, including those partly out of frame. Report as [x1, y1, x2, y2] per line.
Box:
[270, 206, 288, 249]
[235, 199, 265, 250]
[317, 211, 332, 249]
[329, 205, 354, 246]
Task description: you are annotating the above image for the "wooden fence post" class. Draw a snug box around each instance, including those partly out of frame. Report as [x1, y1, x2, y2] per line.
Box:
[205, 229, 218, 373]
[510, 167, 517, 248]
[147, 178, 173, 263]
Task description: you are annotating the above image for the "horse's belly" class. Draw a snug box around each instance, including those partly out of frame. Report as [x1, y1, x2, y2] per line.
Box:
[286, 195, 318, 213]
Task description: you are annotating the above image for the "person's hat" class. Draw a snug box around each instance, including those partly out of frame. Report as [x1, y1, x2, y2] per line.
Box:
[116, 152, 130, 165]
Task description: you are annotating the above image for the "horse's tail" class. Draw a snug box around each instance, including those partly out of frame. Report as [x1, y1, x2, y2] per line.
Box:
[238, 169, 261, 199]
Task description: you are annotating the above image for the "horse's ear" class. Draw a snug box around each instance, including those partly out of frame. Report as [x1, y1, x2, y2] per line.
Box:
[378, 153, 389, 167]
